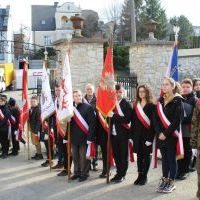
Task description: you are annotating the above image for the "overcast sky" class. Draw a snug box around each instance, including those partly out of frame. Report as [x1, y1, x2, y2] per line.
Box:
[0, 0, 200, 31]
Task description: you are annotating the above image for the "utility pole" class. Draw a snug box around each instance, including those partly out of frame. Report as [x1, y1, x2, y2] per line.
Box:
[130, 0, 136, 43]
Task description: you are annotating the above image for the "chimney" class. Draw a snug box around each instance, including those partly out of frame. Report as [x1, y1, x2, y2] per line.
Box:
[54, 2, 59, 7]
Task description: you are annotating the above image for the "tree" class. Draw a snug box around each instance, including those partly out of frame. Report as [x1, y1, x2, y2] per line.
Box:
[139, 0, 168, 40]
[81, 10, 99, 38]
[33, 47, 56, 59]
[119, 0, 168, 42]
[169, 15, 194, 48]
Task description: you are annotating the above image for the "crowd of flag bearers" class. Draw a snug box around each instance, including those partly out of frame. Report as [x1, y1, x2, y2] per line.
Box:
[0, 47, 200, 198]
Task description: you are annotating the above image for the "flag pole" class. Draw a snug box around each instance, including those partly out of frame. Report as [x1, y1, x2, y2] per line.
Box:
[67, 121, 71, 182]
[27, 122, 30, 160]
[47, 120, 52, 172]
[106, 117, 111, 183]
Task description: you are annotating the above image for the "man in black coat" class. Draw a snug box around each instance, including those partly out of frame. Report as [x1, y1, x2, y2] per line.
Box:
[70, 90, 96, 182]
[8, 98, 20, 156]
[84, 83, 98, 172]
[177, 79, 198, 180]
[0, 95, 11, 158]
[109, 84, 132, 183]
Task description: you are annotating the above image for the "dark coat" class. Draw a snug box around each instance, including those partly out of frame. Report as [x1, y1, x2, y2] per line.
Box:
[0, 105, 11, 134]
[95, 113, 108, 145]
[10, 106, 20, 132]
[70, 102, 96, 145]
[111, 98, 132, 141]
[153, 95, 183, 149]
[29, 106, 41, 134]
[84, 94, 96, 111]
[131, 103, 155, 154]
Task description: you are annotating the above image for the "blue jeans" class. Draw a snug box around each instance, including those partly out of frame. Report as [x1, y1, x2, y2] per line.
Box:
[160, 145, 177, 180]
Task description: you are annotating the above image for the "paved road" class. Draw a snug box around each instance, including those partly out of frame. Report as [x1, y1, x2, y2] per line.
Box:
[0, 144, 198, 200]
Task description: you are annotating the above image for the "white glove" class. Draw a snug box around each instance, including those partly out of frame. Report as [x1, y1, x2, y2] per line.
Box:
[37, 132, 40, 139]
[63, 139, 68, 144]
[14, 130, 18, 136]
[87, 140, 92, 145]
[108, 111, 114, 118]
[145, 141, 152, 146]
[44, 134, 48, 140]
[192, 149, 197, 157]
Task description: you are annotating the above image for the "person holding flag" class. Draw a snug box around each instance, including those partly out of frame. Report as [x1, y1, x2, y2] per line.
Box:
[108, 84, 132, 183]
[154, 77, 184, 193]
[131, 85, 155, 186]
[40, 62, 56, 167]
[96, 47, 117, 183]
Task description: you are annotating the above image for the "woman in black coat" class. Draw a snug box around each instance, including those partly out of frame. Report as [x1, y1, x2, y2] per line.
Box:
[154, 77, 183, 193]
[131, 85, 155, 185]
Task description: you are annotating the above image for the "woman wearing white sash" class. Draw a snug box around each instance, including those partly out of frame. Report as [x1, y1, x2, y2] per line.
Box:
[131, 85, 155, 185]
[154, 77, 183, 193]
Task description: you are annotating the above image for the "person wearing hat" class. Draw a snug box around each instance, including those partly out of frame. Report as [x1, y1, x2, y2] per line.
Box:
[8, 97, 20, 156]
[0, 95, 12, 158]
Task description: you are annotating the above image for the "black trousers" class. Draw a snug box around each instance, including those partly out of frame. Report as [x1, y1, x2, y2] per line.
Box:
[160, 145, 177, 180]
[111, 136, 128, 178]
[71, 144, 87, 176]
[11, 130, 20, 153]
[99, 138, 108, 174]
[137, 151, 151, 176]
[57, 136, 65, 165]
[177, 137, 192, 174]
[0, 131, 9, 155]
[44, 140, 54, 160]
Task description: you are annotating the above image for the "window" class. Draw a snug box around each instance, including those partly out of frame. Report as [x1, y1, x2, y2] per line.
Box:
[43, 36, 52, 46]
[41, 20, 46, 25]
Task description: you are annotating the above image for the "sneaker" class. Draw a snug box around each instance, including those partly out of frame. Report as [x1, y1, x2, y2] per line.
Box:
[52, 163, 64, 170]
[156, 177, 167, 192]
[162, 179, 176, 193]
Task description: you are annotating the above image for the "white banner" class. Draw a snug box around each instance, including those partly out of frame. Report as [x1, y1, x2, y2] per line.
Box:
[41, 62, 55, 121]
[57, 53, 73, 121]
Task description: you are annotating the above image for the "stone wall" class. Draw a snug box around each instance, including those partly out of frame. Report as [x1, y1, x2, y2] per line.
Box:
[129, 41, 174, 96]
[53, 37, 104, 91]
[178, 48, 200, 80]
[129, 41, 200, 96]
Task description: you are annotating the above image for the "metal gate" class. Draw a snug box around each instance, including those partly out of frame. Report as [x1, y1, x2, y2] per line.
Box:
[116, 73, 138, 102]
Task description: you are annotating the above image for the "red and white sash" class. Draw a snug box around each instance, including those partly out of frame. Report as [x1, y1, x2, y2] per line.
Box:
[97, 112, 109, 133]
[73, 107, 89, 136]
[156, 101, 184, 159]
[135, 103, 151, 129]
[115, 102, 131, 130]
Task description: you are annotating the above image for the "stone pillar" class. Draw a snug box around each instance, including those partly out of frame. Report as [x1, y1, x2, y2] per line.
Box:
[129, 41, 174, 96]
[53, 37, 104, 91]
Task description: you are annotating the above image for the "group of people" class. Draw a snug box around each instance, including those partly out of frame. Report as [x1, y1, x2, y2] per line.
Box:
[0, 77, 200, 197]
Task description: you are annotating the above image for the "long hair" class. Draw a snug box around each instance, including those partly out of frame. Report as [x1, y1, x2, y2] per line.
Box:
[136, 84, 153, 104]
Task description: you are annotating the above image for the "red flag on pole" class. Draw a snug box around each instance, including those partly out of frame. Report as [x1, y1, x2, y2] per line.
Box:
[22, 61, 29, 124]
[96, 47, 116, 117]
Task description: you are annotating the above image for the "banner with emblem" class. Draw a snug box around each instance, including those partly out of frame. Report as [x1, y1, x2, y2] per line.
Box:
[41, 62, 55, 121]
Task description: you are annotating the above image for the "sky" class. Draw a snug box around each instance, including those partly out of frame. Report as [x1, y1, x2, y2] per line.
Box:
[0, 0, 200, 32]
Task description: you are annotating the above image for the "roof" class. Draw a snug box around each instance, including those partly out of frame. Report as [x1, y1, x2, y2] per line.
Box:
[31, 5, 56, 31]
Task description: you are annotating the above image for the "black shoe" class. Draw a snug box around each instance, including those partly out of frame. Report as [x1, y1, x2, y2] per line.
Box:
[35, 154, 43, 160]
[99, 173, 107, 178]
[41, 160, 51, 167]
[177, 173, 187, 180]
[57, 170, 67, 176]
[134, 173, 143, 185]
[9, 151, 18, 156]
[79, 176, 87, 182]
[52, 163, 64, 170]
[31, 153, 38, 160]
[189, 167, 196, 172]
[138, 175, 147, 185]
[1, 154, 8, 159]
[110, 174, 119, 182]
[114, 176, 125, 183]
[71, 174, 80, 180]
